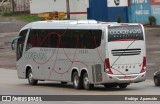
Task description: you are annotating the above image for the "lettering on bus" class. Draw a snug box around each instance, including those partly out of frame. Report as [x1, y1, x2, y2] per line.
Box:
[23, 52, 47, 60]
[108, 26, 143, 42]
[109, 29, 142, 35]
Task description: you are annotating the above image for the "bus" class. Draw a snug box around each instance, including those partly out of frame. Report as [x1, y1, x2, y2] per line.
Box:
[11, 20, 146, 90]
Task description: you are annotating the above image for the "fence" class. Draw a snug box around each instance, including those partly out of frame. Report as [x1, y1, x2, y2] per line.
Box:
[12, 0, 30, 13]
[0, 0, 30, 13]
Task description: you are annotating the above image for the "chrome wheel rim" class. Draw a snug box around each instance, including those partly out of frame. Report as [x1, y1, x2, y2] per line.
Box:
[155, 78, 158, 85]
[84, 76, 89, 88]
[74, 75, 78, 87]
[29, 72, 33, 82]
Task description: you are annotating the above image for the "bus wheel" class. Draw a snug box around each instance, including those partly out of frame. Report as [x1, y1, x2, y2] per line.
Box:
[83, 72, 94, 90]
[72, 72, 82, 89]
[154, 77, 160, 86]
[27, 69, 38, 85]
[118, 84, 128, 89]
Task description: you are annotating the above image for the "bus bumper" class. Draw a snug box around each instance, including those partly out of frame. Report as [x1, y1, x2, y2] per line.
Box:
[103, 72, 146, 84]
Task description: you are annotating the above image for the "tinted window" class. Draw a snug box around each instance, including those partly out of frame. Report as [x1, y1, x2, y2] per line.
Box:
[17, 30, 28, 60]
[61, 30, 102, 49]
[108, 26, 144, 42]
[27, 29, 102, 49]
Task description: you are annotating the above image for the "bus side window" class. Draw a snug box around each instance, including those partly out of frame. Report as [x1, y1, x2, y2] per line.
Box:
[17, 29, 28, 61]
[26, 30, 39, 50]
[78, 30, 102, 49]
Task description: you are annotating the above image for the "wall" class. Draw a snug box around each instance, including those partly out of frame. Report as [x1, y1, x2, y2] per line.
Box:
[13, 0, 30, 12]
[151, 0, 160, 25]
[128, 0, 151, 24]
[151, 0, 160, 5]
[88, 0, 128, 22]
[30, 0, 66, 14]
[29, 0, 88, 20]
[88, 0, 108, 21]
[107, 0, 128, 22]
[69, 0, 88, 19]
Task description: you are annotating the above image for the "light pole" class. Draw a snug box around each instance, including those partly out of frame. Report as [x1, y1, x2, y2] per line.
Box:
[66, 0, 70, 19]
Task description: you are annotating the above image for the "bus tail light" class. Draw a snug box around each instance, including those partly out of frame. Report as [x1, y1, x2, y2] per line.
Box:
[105, 58, 113, 74]
[140, 56, 146, 73]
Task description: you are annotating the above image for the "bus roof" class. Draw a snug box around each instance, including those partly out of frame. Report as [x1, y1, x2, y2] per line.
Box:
[20, 20, 142, 31]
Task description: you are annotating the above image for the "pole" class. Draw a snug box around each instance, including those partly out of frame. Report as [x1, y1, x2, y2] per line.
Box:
[66, 0, 70, 19]
[11, 0, 15, 13]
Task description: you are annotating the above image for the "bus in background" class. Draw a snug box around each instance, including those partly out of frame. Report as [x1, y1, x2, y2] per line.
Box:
[11, 20, 146, 90]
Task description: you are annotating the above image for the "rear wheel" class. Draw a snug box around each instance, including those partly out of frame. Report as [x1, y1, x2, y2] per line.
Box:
[27, 69, 38, 85]
[83, 73, 94, 90]
[118, 84, 128, 89]
[72, 71, 82, 89]
[154, 77, 160, 86]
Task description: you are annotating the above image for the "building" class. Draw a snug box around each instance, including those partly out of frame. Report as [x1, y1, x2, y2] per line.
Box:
[29, 0, 160, 25]
[88, 0, 160, 25]
[128, 0, 151, 24]
[29, 0, 88, 20]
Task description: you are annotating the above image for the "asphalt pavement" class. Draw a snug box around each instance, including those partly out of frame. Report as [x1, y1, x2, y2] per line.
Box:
[0, 68, 160, 95]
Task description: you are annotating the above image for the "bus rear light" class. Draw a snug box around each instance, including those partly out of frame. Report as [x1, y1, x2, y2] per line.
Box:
[140, 57, 146, 73]
[108, 25, 111, 29]
[105, 58, 113, 74]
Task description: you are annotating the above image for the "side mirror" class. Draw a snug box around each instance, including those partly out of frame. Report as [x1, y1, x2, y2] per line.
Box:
[11, 41, 16, 50]
[11, 36, 21, 50]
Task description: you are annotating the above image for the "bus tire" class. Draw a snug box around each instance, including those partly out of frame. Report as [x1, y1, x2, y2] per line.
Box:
[72, 71, 82, 89]
[118, 83, 128, 89]
[154, 77, 160, 86]
[27, 69, 38, 85]
[83, 72, 94, 90]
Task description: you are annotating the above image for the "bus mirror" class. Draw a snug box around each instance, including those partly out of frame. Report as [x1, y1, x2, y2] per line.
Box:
[11, 36, 21, 50]
[11, 42, 16, 50]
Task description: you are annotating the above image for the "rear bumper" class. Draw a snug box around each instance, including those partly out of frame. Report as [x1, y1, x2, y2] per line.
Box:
[102, 72, 146, 84]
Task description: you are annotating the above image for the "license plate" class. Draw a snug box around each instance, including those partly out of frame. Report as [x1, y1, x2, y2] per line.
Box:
[124, 76, 131, 79]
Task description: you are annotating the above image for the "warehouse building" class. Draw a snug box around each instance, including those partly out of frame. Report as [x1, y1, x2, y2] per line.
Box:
[29, 0, 160, 25]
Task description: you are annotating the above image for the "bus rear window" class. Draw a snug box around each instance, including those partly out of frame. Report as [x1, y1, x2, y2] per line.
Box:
[108, 25, 144, 42]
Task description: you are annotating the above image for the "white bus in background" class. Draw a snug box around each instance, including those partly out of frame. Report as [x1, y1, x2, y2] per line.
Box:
[11, 20, 146, 90]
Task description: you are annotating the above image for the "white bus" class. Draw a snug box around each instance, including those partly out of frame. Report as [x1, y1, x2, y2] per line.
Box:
[11, 20, 146, 90]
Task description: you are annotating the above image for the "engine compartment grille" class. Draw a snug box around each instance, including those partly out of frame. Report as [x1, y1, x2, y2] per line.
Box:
[112, 48, 141, 56]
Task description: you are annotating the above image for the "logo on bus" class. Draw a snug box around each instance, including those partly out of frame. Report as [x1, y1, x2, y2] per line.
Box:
[114, 0, 120, 6]
[23, 52, 47, 60]
[109, 29, 142, 35]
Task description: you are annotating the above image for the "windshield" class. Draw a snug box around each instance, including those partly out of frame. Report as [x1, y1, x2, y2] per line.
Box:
[108, 25, 143, 42]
